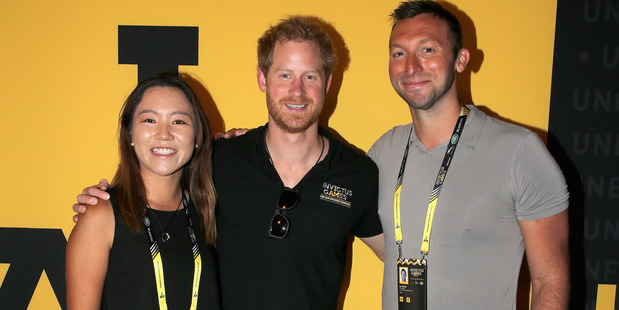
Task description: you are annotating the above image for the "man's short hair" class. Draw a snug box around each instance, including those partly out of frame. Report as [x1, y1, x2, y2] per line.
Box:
[257, 15, 337, 77]
[391, 0, 462, 60]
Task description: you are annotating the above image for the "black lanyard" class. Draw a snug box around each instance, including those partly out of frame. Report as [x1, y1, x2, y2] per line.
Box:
[393, 106, 468, 259]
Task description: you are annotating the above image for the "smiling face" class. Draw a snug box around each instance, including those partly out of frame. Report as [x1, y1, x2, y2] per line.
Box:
[258, 40, 332, 133]
[131, 86, 196, 180]
[389, 14, 468, 111]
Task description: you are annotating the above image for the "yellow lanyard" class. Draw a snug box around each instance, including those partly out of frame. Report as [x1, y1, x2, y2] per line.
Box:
[144, 192, 202, 310]
[394, 106, 468, 258]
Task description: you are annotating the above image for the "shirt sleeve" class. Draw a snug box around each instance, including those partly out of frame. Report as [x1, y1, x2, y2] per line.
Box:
[512, 132, 569, 221]
[352, 157, 383, 238]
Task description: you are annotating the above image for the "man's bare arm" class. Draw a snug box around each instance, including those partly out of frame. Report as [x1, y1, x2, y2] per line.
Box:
[520, 209, 570, 309]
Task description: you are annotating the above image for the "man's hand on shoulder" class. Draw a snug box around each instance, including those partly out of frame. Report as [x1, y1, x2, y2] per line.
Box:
[214, 128, 249, 140]
[72, 179, 111, 223]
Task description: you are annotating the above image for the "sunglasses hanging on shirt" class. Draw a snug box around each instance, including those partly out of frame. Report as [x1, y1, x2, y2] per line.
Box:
[268, 187, 299, 238]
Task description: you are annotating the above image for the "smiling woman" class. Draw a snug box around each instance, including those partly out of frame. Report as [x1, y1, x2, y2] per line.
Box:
[131, 86, 197, 181]
[65, 73, 220, 310]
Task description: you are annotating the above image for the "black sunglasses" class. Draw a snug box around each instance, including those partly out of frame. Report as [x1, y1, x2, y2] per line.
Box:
[268, 187, 299, 238]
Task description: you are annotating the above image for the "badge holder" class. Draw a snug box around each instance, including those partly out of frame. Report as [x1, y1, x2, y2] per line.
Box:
[397, 257, 427, 310]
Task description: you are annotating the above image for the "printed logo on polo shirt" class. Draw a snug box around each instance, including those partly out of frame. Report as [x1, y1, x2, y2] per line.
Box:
[320, 182, 352, 208]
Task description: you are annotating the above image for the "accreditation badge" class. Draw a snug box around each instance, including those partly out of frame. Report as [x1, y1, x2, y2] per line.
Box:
[397, 258, 427, 310]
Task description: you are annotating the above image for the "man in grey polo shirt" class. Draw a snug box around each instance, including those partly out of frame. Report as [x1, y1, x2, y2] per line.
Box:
[369, 1, 569, 309]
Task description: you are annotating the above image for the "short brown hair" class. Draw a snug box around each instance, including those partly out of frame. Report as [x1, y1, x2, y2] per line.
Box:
[391, 1, 462, 60]
[257, 15, 337, 77]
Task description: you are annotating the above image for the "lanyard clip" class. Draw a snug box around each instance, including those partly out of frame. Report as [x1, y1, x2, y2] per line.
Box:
[397, 242, 403, 260]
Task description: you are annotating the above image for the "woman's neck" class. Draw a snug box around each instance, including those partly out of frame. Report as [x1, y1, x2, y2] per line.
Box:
[142, 172, 184, 211]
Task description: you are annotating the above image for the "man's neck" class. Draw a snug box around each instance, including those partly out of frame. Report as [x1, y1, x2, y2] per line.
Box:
[410, 100, 463, 150]
[265, 122, 328, 188]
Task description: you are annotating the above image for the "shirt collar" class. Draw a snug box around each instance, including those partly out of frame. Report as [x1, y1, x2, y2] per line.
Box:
[409, 104, 484, 153]
[249, 123, 342, 170]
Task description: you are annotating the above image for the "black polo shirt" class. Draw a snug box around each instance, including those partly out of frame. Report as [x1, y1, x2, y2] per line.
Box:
[213, 124, 382, 310]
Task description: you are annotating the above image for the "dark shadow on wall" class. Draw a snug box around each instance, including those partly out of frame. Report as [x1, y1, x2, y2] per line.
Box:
[309, 16, 366, 155]
[312, 16, 350, 132]
[475, 105, 549, 143]
[442, 2, 484, 107]
[180, 73, 226, 137]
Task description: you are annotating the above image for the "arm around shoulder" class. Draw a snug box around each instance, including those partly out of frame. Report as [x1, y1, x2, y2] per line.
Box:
[66, 199, 115, 310]
[519, 209, 570, 310]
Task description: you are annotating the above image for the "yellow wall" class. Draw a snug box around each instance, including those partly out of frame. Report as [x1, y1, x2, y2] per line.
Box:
[0, 1, 558, 308]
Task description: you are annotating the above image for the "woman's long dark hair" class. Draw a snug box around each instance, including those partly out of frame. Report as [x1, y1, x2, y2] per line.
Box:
[111, 73, 217, 245]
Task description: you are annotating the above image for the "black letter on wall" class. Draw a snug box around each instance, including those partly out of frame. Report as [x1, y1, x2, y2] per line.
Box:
[0, 228, 67, 309]
[118, 26, 199, 81]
